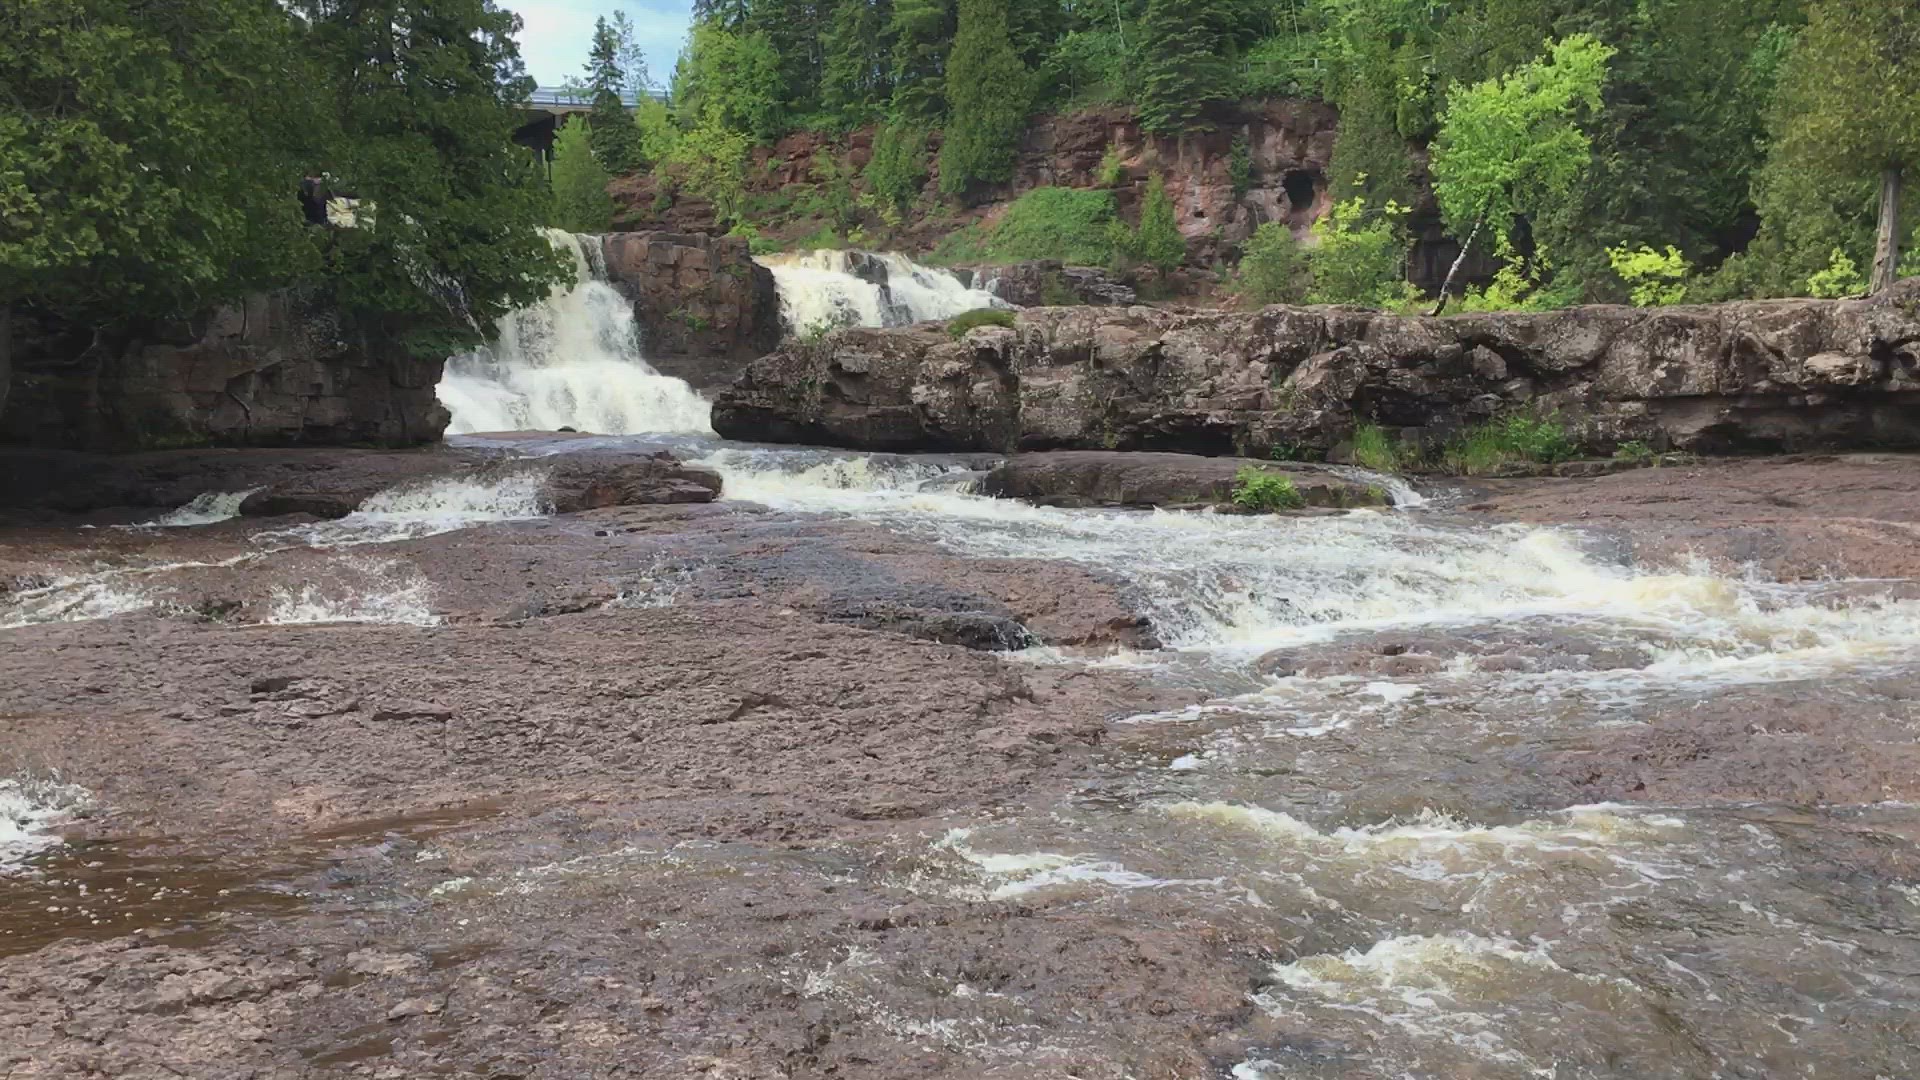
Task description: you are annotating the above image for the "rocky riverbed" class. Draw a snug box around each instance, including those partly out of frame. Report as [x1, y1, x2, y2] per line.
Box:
[3, 443, 1919, 1078]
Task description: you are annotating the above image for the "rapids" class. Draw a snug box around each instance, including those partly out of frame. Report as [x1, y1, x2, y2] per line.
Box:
[756, 249, 1004, 333]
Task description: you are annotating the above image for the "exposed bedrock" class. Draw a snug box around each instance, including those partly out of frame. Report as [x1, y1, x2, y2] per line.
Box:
[980, 450, 1388, 510]
[713, 280, 1920, 457]
[598, 231, 782, 393]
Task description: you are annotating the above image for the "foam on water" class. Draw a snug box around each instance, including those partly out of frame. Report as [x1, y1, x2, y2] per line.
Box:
[265, 562, 439, 625]
[0, 578, 152, 628]
[261, 471, 552, 548]
[1164, 802, 1680, 865]
[758, 250, 1003, 333]
[137, 489, 260, 528]
[0, 775, 92, 870]
[437, 230, 714, 436]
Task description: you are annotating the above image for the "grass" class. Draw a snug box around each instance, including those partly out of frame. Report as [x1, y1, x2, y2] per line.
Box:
[930, 187, 1118, 266]
[1232, 466, 1307, 512]
[1613, 439, 1657, 465]
[947, 308, 1017, 338]
[1442, 414, 1580, 476]
[1350, 422, 1404, 473]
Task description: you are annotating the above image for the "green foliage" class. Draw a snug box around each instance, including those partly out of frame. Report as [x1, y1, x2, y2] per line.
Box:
[673, 22, 787, 141]
[587, 16, 642, 172]
[1098, 145, 1127, 189]
[947, 307, 1017, 337]
[1240, 223, 1308, 305]
[1430, 36, 1616, 253]
[865, 123, 930, 216]
[1305, 195, 1416, 308]
[665, 122, 754, 226]
[1229, 137, 1255, 200]
[1137, 0, 1252, 133]
[890, 0, 957, 121]
[939, 0, 1032, 196]
[1454, 244, 1579, 313]
[633, 97, 680, 167]
[1607, 244, 1692, 306]
[1806, 248, 1867, 299]
[820, 0, 895, 125]
[727, 222, 782, 256]
[549, 119, 616, 233]
[1614, 440, 1657, 465]
[1132, 173, 1187, 273]
[1443, 415, 1580, 476]
[932, 187, 1117, 265]
[1350, 423, 1403, 473]
[1232, 467, 1307, 512]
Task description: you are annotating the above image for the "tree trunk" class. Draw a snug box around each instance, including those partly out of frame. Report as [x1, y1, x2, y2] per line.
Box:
[1429, 215, 1486, 317]
[1871, 165, 1904, 295]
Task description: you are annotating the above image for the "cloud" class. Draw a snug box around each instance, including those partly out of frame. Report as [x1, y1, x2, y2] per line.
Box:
[501, 0, 693, 87]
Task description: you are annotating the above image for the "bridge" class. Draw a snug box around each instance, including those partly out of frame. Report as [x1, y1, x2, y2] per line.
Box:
[515, 87, 668, 159]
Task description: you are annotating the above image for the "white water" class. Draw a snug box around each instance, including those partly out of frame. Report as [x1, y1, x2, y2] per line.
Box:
[437, 230, 714, 436]
[136, 489, 260, 528]
[256, 470, 553, 549]
[0, 774, 92, 870]
[758, 250, 1005, 334]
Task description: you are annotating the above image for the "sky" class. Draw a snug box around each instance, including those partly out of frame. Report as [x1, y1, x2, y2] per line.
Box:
[502, 0, 694, 88]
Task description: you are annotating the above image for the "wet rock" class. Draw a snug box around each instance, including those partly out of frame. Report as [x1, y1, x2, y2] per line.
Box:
[967, 262, 1137, 307]
[532, 454, 722, 512]
[0, 446, 463, 514]
[599, 231, 781, 393]
[713, 280, 1920, 456]
[982, 450, 1388, 510]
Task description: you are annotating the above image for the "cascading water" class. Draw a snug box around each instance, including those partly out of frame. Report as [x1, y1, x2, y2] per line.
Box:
[757, 250, 1005, 333]
[436, 230, 714, 436]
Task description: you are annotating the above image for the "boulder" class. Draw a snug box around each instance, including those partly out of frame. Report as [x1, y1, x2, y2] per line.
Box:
[534, 454, 722, 512]
[964, 262, 1137, 307]
[598, 232, 781, 393]
[981, 451, 1389, 509]
[713, 281, 1920, 457]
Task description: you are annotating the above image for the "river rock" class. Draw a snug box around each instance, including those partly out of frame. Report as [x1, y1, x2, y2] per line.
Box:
[713, 281, 1920, 456]
[963, 262, 1138, 307]
[981, 451, 1388, 509]
[533, 454, 722, 512]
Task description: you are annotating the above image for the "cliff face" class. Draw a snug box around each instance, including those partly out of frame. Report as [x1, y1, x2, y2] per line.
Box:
[600, 231, 782, 393]
[611, 101, 1364, 277]
[712, 281, 1920, 458]
[2, 291, 449, 450]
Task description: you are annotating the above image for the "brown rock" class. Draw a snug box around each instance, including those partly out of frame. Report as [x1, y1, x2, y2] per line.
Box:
[981, 451, 1388, 509]
[598, 232, 781, 393]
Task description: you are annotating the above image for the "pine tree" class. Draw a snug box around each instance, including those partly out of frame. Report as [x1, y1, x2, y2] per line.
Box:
[1134, 172, 1186, 271]
[549, 119, 615, 234]
[1765, 0, 1920, 293]
[821, 0, 896, 125]
[1136, 0, 1235, 133]
[889, 0, 956, 121]
[939, 0, 1031, 196]
[587, 16, 641, 173]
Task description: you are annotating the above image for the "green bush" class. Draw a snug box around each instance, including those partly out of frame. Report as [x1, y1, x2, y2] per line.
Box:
[1229, 136, 1254, 199]
[948, 307, 1017, 338]
[1607, 244, 1692, 306]
[1240, 222, 1307, 304]
[1350, 423, 1404, 473]
[1613, 439, 1657, 465]
[1232, 467, 1307, 512]
[1806, 247, 1867, 299]
[932, 187, 1117, 265]
[865, 122, 928, 216]
[1306, 195, 1419, 308]
[1133, 173, 1186, 273]
[1443, 415, 1580, 476]
[1097, 144, 1126, 187]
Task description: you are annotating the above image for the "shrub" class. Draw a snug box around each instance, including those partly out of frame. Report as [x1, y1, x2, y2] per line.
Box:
[1240, 222, 1307, 304]
[1306, 195, 1418, 308]
[1229, 136, 1254, 199]
[932, 187, 1117, 264]
[1232, 467, 1307, 512]
[1443, 415, 1580, 476]
[1133, 173, 1186, 273]
[1607, 243, 1692, 307]
[1097, 144, 1126, 187]
[948, 307, 1017, 338]
[1806, 247, 1867, 299]
[1350, 423, 1403, 473]
[865, 122, 928, 216]
[1613, 439, 1657, 465]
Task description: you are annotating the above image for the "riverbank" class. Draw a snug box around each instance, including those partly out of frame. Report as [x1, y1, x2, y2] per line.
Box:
[3, 444, 1919, 1077]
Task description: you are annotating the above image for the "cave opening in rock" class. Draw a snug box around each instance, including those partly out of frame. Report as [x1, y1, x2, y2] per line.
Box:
[1282, 170, 1320, 224]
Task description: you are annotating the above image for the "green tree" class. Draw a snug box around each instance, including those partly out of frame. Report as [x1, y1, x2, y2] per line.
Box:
[866, 121, 930, 216]
[633, 96, 680, 167]
[1766, 0, 1920, 293]
[549, 119, 615, 233]
[1428, 34, 1615, 314]
[1306, 195, 1416, 307]
[821, 0, 896, 125]
[666, 122, 753, 225]
[293, 0, 568, 355]
[672, 21, 787, 141]
[1240, 222, 1308, 304]
[587, 16, 641, 173]
[939, 0, 1031, 196]
[1133, 172, 1186, 272]
[890, 0, 958, 121]
[1136, 0, 1239, 133]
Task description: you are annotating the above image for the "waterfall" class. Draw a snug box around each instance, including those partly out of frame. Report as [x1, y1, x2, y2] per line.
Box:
[437, 230, 715, 436]
[757, 250, 1006, 334]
